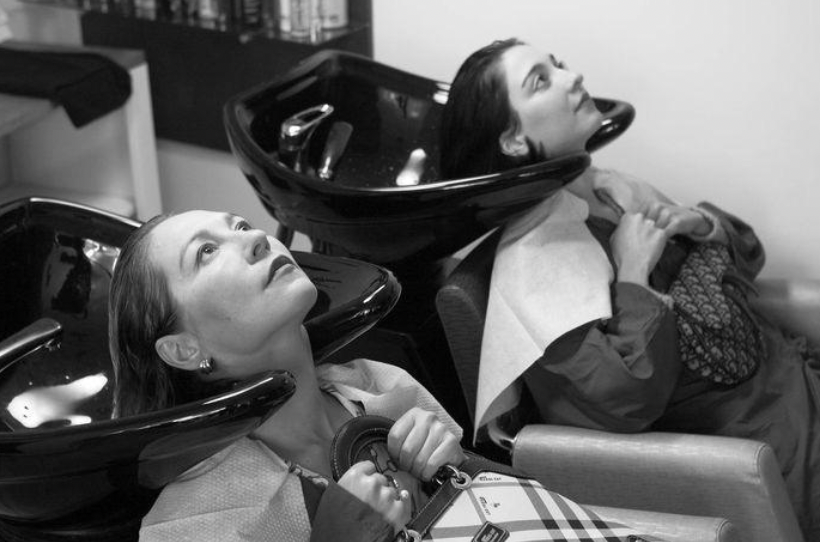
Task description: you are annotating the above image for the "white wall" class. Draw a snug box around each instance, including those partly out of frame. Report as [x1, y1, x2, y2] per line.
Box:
[156, 140, 312, 252]
[374, 0, 820, 279]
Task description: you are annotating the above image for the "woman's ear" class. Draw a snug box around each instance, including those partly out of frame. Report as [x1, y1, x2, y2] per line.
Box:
[155, 333, 203, 371]
[499, 126, 529, 158]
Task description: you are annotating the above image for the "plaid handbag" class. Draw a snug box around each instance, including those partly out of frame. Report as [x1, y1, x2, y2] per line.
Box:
[331, 416, 660, 542]
[668, 241, 766, 386]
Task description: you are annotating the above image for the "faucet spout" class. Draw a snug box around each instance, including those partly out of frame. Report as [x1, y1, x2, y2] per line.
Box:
[278, 103, 335, 173]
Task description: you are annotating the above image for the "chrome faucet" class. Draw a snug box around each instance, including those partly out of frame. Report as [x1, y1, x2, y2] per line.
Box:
[278, 103, 335, 174]
[0, 318, 62, 375]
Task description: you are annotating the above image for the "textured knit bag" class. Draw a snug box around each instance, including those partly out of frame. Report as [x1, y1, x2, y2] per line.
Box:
[669, 241, 766, 386]
[331, 415, 659, 542]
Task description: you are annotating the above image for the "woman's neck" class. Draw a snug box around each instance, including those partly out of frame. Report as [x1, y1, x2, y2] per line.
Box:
[565, 165, 624, 223]
[251, 361, 352, 477]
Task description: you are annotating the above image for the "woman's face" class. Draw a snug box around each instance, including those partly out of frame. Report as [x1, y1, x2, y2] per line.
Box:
[149, 210, 317, 375]
[500, 44, 603, 159]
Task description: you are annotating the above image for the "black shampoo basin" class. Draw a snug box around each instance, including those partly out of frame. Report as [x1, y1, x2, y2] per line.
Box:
[224, 49, 633, 268]
[0, 197, 399, 540]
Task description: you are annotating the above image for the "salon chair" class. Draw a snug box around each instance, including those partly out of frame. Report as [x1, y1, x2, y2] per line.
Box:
[0, 197, 400, 541]
[435, 230, 813, 542]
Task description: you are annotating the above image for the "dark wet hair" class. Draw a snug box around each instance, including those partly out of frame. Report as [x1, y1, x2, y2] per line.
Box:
[108, 213, 215, 418]
[440, 38, 528, 180]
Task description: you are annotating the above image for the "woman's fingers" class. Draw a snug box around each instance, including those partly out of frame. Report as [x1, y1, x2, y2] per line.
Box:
[388, 408, 466, 480]
[643, 202, 662, 223]
[421, 431, 465, 481]
[338, 461, 412, 531]
[390, 408, 465, 477]
[398, 422, 430, 472]
[407, 422, 444, 478]
[388, 408, 431, 470]
[656, 208, 672, 229]
[348, 460, 379, 476]
[387, 410, 414, 460]
[643, 203, 710, 237]
[382, 489, 412, 529]
[342, 461, 387, 498]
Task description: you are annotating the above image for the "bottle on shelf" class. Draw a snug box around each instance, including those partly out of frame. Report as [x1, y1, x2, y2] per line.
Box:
[287, 0, 316, 39]
[318, 0, 346, 30]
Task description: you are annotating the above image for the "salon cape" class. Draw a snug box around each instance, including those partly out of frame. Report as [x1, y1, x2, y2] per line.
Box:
[474, 169, 675, 437]
[140, 358, 462, 542]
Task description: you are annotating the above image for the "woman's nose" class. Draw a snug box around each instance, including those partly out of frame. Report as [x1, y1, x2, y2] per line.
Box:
[247, 230, 270, 261]
[569, 70, 584, 91]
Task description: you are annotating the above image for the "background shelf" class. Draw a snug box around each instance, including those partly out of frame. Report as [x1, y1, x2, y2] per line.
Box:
[79, 4, 372, 151]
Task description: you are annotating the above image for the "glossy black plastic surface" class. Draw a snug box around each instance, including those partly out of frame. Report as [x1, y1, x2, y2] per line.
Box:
[224, 49, 634, 267]
[0, 197, 400, 535]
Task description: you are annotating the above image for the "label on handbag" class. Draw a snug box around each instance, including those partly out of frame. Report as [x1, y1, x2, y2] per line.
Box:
[471, 522, 509, 542]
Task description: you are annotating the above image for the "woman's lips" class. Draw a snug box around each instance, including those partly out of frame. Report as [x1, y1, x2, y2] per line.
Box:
[267, 255, 294, 285]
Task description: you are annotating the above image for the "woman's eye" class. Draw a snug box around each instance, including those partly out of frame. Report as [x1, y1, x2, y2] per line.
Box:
[197, 243, 217, 264]
[236, 220, 252, 231]
[533, 74, 548, 90]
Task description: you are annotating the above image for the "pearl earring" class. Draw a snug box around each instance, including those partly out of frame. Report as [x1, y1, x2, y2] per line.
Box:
[199, 357, 214, 374]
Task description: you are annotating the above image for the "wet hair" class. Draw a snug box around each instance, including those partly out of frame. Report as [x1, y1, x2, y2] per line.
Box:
[440, 38, 529, 180]
[108, 213, 215, 418]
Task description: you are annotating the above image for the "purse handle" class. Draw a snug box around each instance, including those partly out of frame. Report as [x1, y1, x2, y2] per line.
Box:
[329, 414, 395, 481]
[330, 415, 494, 542]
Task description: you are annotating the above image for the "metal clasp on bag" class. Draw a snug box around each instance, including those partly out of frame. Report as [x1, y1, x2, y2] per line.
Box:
[433, 464, 472, 489]
[398, 528, 422, 541]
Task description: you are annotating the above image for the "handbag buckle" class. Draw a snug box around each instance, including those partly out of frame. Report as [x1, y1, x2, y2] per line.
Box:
[432, 464, 472, 489]
[398, 528, 422, 541]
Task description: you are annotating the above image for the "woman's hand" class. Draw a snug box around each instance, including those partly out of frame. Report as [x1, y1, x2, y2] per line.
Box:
[611, 212, 668, 287]
[644, 201, 712, 238]
[388, 407, 466, 481]
[337, 460, 411, 532]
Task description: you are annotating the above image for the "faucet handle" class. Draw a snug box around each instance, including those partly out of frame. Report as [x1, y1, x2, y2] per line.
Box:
[318, 121, 353, 181]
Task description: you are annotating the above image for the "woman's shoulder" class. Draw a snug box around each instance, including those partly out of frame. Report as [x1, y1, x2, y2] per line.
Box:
[142, 437, 292, 527]
[171, 436, 287, 481]
[140, 438, 306, 541]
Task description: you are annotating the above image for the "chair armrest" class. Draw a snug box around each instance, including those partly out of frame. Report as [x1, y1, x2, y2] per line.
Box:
[586, 505, 738, 542]
[511, 424, 804, 542]
[752, 278, 820, 346]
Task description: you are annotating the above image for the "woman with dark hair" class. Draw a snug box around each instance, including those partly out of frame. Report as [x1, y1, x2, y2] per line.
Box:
[108, 210, 465, 542]
[440, 38, 820, 538]
[439, 38, 528, 180]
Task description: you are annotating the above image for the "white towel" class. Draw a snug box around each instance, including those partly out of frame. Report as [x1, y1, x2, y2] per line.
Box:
[474, 190, 614, 438]
[473, 168, 688, 440]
